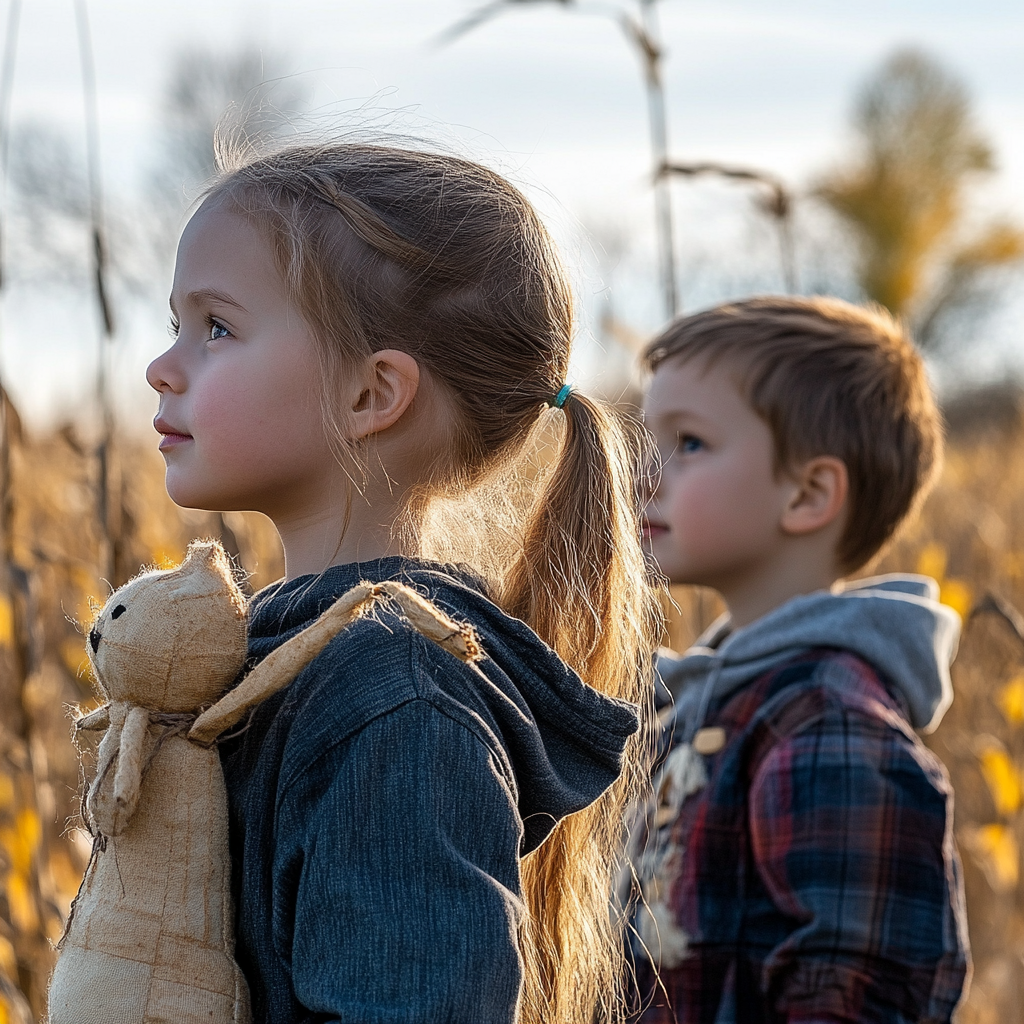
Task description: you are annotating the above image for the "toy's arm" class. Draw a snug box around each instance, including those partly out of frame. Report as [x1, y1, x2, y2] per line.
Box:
[189, 582, 381, 746]
[75, 705, 111, 732]
[86, 703, 126, 836]
[86, 703, 153, 837]
[111, 706, 152, 826]
[189, 580, 481, 746]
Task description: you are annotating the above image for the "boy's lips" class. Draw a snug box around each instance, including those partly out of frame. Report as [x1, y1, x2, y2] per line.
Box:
[154, 417, 193, 450]
[642, 518, 669, 539]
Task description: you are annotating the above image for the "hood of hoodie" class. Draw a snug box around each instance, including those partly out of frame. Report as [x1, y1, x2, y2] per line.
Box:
[658, 574, 960, 734]
[245, 556, 639, 853]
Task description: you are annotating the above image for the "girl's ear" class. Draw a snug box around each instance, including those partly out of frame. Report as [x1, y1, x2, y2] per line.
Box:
[348, 349, 421, 439]
[780, 455, 848, 536]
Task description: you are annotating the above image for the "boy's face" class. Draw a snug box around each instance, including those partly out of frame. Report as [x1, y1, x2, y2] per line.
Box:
[643, 355, 797, 590]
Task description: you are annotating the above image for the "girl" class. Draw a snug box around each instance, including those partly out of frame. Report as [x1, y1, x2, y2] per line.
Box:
[147, 143, 660, 1024]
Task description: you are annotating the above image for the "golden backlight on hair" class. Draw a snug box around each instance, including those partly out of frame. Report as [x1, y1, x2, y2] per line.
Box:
[204, 143, 661, 1024]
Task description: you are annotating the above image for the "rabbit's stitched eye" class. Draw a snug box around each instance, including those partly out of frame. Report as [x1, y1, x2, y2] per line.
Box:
[111, 604, 126, 619]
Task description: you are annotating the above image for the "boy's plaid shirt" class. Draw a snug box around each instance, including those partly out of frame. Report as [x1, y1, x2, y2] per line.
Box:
[627, 648, 970, 1024]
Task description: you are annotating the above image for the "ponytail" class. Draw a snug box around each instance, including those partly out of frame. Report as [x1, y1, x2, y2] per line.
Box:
[503, 393, 661, 1024]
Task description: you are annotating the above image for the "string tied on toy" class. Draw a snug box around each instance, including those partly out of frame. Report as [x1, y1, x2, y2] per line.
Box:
[188, 580, 483, 747]
[78, 705, 199, 840]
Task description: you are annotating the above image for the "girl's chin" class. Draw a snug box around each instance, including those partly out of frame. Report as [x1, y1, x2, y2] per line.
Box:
[162, 473, 220, 513]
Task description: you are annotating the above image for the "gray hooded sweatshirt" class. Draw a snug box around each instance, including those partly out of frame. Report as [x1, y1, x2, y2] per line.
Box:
[658, 573, 961, 739]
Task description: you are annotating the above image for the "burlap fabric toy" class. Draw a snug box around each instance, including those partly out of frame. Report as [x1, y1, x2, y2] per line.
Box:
[48, 540, 480, 1024]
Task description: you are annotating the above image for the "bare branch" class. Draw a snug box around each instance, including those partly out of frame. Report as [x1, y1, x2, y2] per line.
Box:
[434, 0, 575, 47]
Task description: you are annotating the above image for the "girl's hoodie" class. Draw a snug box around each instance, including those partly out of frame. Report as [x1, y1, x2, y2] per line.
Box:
[220, 557, 639, 1024]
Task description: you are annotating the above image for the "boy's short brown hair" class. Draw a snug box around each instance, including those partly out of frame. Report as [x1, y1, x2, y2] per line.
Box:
[644, 296, 942, 573]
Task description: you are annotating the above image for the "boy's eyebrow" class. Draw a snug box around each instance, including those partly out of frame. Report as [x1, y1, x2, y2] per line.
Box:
[647, 406, 712, 428]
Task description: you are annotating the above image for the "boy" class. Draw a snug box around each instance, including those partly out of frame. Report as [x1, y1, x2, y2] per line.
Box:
[628, 297, 970, 1023]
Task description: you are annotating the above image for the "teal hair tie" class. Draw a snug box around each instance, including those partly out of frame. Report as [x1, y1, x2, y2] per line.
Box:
[549, 384, 574, 409]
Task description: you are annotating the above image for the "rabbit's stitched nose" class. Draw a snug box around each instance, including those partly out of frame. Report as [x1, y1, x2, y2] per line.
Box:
[89, 627, 101, 653]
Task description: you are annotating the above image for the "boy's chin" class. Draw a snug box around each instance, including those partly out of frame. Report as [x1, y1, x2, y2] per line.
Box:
[651, 553, 719, 590]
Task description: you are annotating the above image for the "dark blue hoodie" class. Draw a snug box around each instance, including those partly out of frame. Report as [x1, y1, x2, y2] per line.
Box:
[220, 557, 639, 1024]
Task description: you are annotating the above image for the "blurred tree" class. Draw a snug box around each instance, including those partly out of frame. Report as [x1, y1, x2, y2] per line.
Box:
[152, 46, 307, 208]
[4, 48, 307, 289]
[818, 49, 1024, 350]
[146, 45, 310, 275]
[4, 123, 89, 284]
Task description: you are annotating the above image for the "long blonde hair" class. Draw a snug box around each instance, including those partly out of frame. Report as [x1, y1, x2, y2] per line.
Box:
[207, 143, 661, 1023]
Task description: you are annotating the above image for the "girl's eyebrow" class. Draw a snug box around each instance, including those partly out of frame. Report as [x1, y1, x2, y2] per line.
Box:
[183, 287, 248, 313]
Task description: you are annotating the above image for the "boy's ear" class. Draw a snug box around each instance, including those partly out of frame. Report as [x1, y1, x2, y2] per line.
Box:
[780, 455, 848, 537]
[348, 349, 421, 439]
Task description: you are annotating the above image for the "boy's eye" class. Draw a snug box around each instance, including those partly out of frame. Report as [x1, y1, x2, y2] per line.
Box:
[677, 434, 705, 455]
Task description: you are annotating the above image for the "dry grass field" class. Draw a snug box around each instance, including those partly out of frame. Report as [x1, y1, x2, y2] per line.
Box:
[2, 397, 1024, 1020]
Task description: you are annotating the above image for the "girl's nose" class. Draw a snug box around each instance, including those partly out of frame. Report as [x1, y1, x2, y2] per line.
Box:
[146, 344, 185, 394]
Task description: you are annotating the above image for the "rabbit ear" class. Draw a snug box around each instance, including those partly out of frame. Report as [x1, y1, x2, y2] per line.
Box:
[175, 539, 247, 617]
[181, 539, 228, 573]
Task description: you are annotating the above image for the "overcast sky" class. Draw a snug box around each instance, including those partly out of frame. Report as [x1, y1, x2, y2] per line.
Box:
[2, 0, 1023, 424]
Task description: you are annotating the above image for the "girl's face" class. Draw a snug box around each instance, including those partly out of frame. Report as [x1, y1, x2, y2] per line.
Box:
[148, 201, 342, 518]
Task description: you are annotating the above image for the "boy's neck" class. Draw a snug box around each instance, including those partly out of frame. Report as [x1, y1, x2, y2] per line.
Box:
[716, 547, 843, 630]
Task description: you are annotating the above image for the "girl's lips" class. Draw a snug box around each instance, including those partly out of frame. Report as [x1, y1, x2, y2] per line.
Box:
[154, 417, 193, 451]
[158, 432, 193, 451]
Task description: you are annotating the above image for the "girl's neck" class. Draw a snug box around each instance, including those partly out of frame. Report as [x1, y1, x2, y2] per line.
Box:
[274, 490, 415, 581]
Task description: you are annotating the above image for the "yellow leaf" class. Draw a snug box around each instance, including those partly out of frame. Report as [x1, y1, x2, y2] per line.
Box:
[0, 595, 11, 648]
[0, 835, 27, 879]
[0, 811, 39, 879]
[4, 871, 38, 933]
[15, 809, 39, 856]
[0, 933, 15, 979]
[979, 745, 1023, 816]
[0, 993, 9, 1024]
[939, 578, 972, 619]
[998, 675, 1024, 726]
[0, 775, 12, 811]
[964, 823, 1019, 892]
[916, 542, 948, 582]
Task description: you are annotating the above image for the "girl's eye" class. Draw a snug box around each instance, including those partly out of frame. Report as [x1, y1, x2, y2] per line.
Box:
[677, 434, 705, 455]
[207, 318, 230, 341]
[167, 314, 180, 338]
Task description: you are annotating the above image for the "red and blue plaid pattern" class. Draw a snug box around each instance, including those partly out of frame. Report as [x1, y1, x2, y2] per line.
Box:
[628, 648, 970, 1023]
